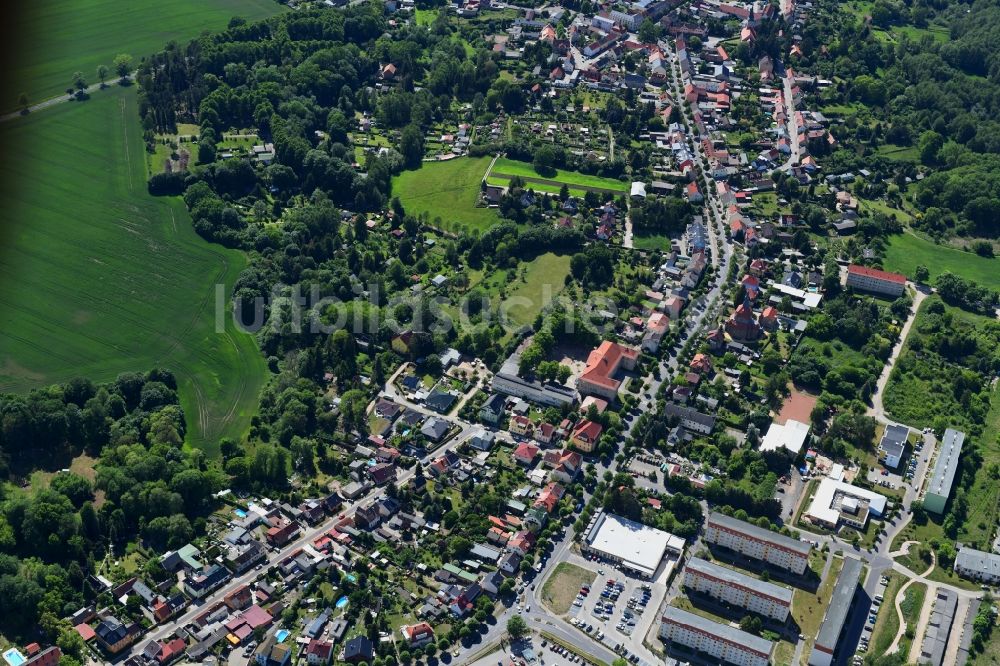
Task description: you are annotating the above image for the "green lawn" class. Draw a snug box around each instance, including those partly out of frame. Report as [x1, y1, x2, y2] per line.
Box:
[869, 572, 906, 656]
[883, 231, 1000, 290]
[491, 158, 629, 193]
[875, 143, 920, 162]
[632, 233, 674, 251]
[797, 555, 844, 660]
[486, 174, 588, 198]
[392, 156, 500, 233]
[0, 88, 267, 454]
[7, 0, 285, 110]
[503, 253, 572, 327]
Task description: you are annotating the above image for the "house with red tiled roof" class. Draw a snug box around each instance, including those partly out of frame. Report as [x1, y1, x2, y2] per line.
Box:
[760, 306, 779, 331]
[513, 442, 540, 465]
[577, 341, 639, 401]
[690, 353, 713, 375]
[305, 639, 333, 666]
[508, 530, 537, 556]
[534, 422, 557, 445]
[569, 420, 603, 453]
[509, 414, 533, 437]
[400, 623, 435, 648]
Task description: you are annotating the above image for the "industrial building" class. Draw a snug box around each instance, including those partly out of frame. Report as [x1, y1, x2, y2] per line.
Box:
[659, 606, 774, 666]
[809, 557, 862, 666]
[683, 557, 793, 621]
[582, 511, 684, 578]
[924, 428, 964, 514]
[704, 512, 812, 575]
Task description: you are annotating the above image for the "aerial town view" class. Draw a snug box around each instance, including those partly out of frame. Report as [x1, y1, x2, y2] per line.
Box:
[1, 0, 1000, 665]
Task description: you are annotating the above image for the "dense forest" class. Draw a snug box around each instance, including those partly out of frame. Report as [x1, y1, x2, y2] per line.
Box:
[790, 0, 1000, 238]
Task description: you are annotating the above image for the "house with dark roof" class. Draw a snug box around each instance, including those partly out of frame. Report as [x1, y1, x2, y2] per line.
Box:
[425, 390, 457, 413]
[479, 394, 506, 426]
[95, 616, 139, 654]
[183, 564, 231, 599]
[342, 636, 374, 664]
[421, 417, 450, 442]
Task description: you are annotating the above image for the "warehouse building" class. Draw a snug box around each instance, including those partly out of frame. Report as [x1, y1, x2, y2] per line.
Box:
[704, 512, 812, 575]
[809, 557, 862, 666]
[582, 511, 684, 578]
[683, 557, 793, 621]
[660, 606, 774, 666]
[924, 428, 964, 514]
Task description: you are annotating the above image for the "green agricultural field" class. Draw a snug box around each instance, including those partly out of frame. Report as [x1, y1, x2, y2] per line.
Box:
[503, 253, 573, 327]
[8, 0, 285, 109]
[491, 158, 629, 194]
[392, 156, 500, 233]
[883, 231, 1000, 290]
[0, 88, 267, 454]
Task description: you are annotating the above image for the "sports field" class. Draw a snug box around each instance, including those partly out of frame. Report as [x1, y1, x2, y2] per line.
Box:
[883, 231, 1000, 290]
[491, 158, 629, 193]
[7, 0, 285, 109]
[0, 88, 267, 454]
[392, 156, 500, 233]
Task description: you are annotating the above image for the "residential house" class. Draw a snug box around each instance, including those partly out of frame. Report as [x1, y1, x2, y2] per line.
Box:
[95, 616, 138, 655]
[509, 415, 533, 437]
[498, 551, 522, 575]
[183, 564, 231, 599]
[570, 420, 603, 453]
[425, 390, 457, 413]
[513, 443, 539, 465]
[305, 640, 333, 666]
[479, 394, 506, 426]
[342, 637, 374, 664]
[400, 623, 435, 648]
[421, 417, 450, 443]
[469, 430, 496, 451]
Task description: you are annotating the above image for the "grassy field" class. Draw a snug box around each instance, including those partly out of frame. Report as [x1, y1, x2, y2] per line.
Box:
[392, 156, 500, 233]
[7, 0, 285, 110]
[486, 174, 588, 198]
[876, 143, 920, 162]
[491, 158, 629, 193]
[796, 555, 843, 658]
[540, 562, 596, 614]
[869, 572, 906, 656]
[883, 231, 1000, 290]
[503, 253, 573, 327]
[632, 233, 673, 251]
[0, 88, 267, 454]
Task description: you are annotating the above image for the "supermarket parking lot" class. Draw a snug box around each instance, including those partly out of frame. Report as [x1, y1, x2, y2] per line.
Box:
[561, 555, 668, 663]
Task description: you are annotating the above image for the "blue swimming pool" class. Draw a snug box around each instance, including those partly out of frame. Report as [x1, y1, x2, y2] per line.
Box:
[336, 596, 349, 608]
[275, 629, 290, 643]
[346, 573, 357, 583]
[234, 508, 248, 518]
[3, 649, 27, 666]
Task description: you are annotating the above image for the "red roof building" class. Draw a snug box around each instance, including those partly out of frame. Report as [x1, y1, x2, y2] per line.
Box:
[846, 264, 906, 297]
[578, 341, 639, 401]
[570, 420, 604, 453]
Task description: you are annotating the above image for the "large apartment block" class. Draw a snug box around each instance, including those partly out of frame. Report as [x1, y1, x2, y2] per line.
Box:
[809, 557, 863, 666]
[924, 428, 964, 515]
[704, 512, 812, 575]
[845, 264, 906, 297]
[660, 606, 774, 666]
[683, 557, 793, 621]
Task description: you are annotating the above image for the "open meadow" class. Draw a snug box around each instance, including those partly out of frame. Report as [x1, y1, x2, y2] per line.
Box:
[883, 231, 1000, 290]
[0, 88, 267, 454]
[392, 156, 500, 233]
[7, 0, 285, 110]
[491, 157, 629, 194]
